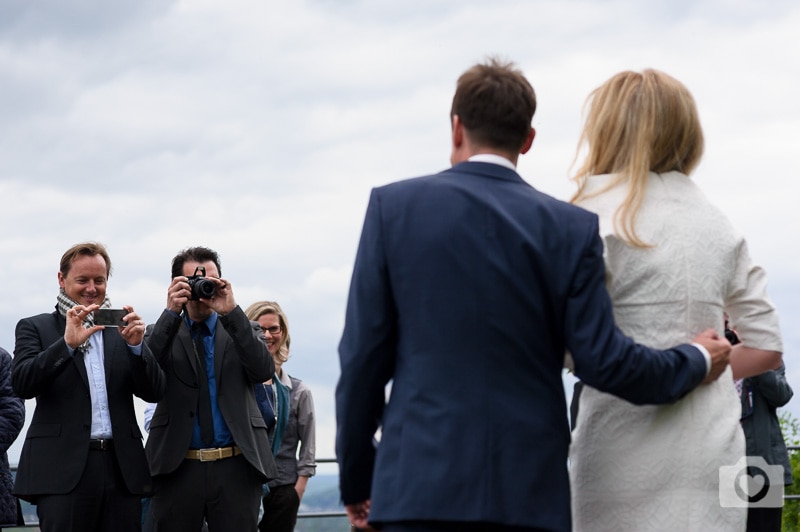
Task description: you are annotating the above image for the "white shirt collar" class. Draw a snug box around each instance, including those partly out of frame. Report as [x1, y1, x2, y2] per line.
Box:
[467, 153, 516, 171]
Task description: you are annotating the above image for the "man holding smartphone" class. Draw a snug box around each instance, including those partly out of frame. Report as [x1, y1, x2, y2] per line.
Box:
[11, 241, 166, 532]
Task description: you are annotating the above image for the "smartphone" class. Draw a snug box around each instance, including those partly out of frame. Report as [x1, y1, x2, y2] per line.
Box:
[93, 308, 128, 327]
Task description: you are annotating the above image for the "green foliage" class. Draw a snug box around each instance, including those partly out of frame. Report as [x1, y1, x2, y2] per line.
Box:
[780, 410, 800, 532]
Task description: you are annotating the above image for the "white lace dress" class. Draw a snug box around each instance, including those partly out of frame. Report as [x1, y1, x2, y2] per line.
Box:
[569, 172, 783, 531]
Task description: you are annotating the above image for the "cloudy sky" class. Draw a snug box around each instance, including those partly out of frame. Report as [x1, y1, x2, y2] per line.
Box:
[1, 0, 798, 464]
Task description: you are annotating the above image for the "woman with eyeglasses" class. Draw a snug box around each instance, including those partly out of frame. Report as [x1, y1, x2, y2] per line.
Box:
[245, 301, 316, 532]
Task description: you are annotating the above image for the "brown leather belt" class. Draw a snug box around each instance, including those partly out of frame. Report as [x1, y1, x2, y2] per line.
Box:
[185, 446, 241, 462]
[89, 439, 114, 451]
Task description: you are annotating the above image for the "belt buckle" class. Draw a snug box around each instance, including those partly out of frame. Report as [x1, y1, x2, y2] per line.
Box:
[198, 448, 221, 462]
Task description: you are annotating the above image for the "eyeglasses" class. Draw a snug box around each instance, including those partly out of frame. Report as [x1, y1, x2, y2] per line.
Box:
[260, 325, 282, 335]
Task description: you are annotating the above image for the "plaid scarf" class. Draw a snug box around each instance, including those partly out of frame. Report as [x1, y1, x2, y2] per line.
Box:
[56, 288, 112, 350]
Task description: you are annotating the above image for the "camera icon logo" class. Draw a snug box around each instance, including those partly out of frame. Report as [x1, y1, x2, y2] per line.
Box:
[719, 456, 784, 508]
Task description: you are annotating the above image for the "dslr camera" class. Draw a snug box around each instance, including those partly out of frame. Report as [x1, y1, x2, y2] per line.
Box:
[187, 266, 216, 300]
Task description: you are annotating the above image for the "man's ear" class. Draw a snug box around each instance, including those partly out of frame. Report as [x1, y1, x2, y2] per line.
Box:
[520, 127, 535, 155]
[451, 115, 464, 149]
[450, 115, 468, 166]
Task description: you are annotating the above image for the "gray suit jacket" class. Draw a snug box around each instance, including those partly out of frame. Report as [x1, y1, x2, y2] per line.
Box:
[741, 363, 794, 485]
[144, 306, 276, 480]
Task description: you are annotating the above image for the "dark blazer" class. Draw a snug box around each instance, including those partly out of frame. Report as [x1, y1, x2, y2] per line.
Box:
[144, 306, 276, 480]
[11, 310, 165, 502]
[335, 162, 708, 531]
[741, 363, 794, 485]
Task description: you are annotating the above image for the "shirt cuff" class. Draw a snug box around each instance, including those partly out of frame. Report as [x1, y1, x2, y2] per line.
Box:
[691, 342, 712, 376]
[128, 342, 143, 356]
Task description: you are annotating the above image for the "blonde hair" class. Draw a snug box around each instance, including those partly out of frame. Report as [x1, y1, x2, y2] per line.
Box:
[570, 69, 704, 247]
[244, 300, 291, 365]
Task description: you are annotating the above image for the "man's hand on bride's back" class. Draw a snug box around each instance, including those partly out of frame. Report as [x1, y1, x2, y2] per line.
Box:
[693, 329, 732, 384]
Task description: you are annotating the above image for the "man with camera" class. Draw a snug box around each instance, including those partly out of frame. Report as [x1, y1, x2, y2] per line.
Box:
[12, 241, 165, 532]
[144, 246, 276, 532]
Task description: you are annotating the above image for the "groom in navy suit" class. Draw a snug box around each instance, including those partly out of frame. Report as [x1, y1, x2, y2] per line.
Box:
[335, 58, 733, 532]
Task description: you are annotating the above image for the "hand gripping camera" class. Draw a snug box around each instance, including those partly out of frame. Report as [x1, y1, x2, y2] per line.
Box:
[187, 266, 217, 300]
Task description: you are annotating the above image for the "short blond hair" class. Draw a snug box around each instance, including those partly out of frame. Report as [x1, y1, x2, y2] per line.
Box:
[244, 300, 291, 365]
[571, 69, 704, 247]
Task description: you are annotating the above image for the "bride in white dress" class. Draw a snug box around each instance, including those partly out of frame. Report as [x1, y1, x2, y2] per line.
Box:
[568, 69, 783, 531]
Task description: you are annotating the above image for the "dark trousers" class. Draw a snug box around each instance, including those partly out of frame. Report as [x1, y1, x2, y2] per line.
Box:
[258, 484, 300, 532]
[382, 522, 552, 532]
[36, 448, 141, 532]
[150, 454, 261, 532]
[746, 506, 782, 532]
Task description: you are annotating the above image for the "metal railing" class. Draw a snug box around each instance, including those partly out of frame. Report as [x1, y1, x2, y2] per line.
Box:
[782, 446, 800, 501]
[10, 451, 800, 528]
[296, 458, 348, 520]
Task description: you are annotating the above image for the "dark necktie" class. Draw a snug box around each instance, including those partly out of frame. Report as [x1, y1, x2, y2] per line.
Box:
[191, 322, 215, 447]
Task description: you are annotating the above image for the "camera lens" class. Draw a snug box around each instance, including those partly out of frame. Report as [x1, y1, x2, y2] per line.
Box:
[191, 278, 216, 300]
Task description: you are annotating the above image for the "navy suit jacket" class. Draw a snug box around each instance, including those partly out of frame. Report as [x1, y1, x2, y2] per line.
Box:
[335, 162, 708, 531]
[12, 310, 165, 502]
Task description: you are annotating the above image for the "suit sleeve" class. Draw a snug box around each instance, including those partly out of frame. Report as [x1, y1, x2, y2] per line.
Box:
[750, 364, 793, 408]
[12, 317, 75, 399]
[566, 217, 707, 404]
[128, 339, 166, 403]
[336, 189, 397, 504]
[218, 306, 274, 384]
[144, 310, 183, 369]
